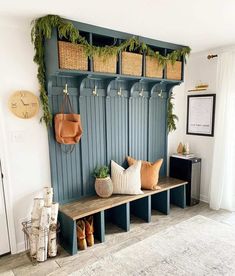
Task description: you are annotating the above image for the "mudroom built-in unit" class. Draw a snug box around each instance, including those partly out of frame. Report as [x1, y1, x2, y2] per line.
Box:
[42, 16, 190, 255]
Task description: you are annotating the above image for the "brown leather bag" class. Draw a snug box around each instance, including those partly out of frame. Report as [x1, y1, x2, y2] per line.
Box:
[54, 91, 83, 145]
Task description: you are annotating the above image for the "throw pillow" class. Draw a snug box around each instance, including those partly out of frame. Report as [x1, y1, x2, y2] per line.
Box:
[127, 156, 163, 190]
[111, 160, 143, 195]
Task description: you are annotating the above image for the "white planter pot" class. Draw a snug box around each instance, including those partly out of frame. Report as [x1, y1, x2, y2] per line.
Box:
[95, 176, 113, 198]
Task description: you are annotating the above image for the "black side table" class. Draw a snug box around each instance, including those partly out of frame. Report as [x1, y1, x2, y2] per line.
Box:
[169, 156, 201, 206]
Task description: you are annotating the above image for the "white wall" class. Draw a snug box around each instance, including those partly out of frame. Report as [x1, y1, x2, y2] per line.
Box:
[168, 51, 218, 203]
[0, 14, 221, 253]
[0, 16, 51, 253]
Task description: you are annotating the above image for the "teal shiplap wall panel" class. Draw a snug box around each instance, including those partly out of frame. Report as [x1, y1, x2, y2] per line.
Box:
[48, 83, 83, 203]
[129, 83, 149, 161]
[48, 77, 173, 203]
[106, 81, 129, 166]
[79, 79, 107, 196]
[148, 87, 168, 176]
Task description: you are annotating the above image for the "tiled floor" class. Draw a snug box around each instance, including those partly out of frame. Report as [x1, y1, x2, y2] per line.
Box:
[1, 202, 235, 276]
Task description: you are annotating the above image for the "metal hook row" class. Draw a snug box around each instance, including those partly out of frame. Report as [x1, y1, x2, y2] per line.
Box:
[158, 89, 164, 98]
[63, 83, 69, 95]
[92, 85, 98, 96]
[66, 83, 164, 98]
[158, 81, 165, 98]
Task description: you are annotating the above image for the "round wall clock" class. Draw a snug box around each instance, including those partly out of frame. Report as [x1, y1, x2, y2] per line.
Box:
[8, 90, 39, 119]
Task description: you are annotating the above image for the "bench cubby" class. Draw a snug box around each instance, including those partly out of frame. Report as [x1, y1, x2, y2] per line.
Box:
[152, 190, 170, 215]
[170, 185, 187, 208]
[59, 177, 188, 255]
[130, 196, 151, 223]
[105, 203, 130, 232]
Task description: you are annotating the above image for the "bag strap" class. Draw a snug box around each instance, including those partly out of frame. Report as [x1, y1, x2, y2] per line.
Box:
[60, 85, 75, 114]
[60, 144, 75, 154]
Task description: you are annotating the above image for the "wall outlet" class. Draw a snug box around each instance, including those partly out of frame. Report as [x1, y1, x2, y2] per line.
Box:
[10, 131, 25, 143]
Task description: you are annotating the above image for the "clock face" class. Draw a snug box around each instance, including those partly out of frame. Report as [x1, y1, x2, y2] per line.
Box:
[8, 91, 39, 119]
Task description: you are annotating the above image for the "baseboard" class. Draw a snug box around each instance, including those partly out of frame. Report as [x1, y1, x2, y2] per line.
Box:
[200, 194, 209, 203]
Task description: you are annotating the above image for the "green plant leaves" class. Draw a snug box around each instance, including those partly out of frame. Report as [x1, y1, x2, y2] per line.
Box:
[93, 166, 109, 178]
[167, 93, 179, 133]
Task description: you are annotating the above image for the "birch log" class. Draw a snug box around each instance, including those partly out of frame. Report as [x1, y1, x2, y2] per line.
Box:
[31, 198, 44, 228]
[37, 206, 51, 262]
[30, 198, 44, 258]
[50, 203, 59, 225]
[37, 230, 48, 262]
[43, 187, 53, 207]
[39, 206, 51, 230]
[48, 227, 57, 257]
[48, 203, 59, 257]
[29, 227, 39, 259]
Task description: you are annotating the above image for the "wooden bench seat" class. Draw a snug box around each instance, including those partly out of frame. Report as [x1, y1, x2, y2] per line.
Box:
[60, 177, 187, 220]
[58, 177, 188, 255]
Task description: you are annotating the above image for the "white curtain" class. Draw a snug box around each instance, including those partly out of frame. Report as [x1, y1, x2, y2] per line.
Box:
[210, 51, 235, 211]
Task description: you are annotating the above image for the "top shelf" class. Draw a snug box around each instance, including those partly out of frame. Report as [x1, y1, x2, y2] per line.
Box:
[57, 69, 182, 84]
[69, 19, 187, 50]
[44, 19, 187, 84]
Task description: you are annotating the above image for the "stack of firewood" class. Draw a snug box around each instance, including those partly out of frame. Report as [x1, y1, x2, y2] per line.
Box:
[30, 187, 59, 262]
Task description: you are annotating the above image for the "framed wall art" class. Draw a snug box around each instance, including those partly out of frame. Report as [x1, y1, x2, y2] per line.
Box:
[186, 94, 216, 136]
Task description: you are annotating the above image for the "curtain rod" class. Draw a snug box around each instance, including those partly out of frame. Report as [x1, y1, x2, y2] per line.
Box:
[207, 54, 218, 60]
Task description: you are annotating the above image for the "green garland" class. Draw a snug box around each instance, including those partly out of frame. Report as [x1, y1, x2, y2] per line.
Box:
[167, 93, 178, 133]
[31, 14, 190, 127]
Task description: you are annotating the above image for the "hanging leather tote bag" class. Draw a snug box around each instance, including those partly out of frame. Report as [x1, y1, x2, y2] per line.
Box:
[54, 91, 83, 145]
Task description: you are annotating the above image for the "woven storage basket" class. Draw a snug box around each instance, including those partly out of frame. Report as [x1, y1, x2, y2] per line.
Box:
[58, 41, 88, 71]
[146, 56, 163, 78]
[166, 61, 182, 80]
[93, 55, 117, 73]
[121, 52, 142, 76]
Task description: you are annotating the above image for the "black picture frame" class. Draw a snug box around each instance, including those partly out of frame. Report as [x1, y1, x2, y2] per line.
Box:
[186, 94, 216, 137]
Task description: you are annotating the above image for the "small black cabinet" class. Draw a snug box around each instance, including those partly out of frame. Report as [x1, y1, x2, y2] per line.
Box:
[169, 156, 201, 206]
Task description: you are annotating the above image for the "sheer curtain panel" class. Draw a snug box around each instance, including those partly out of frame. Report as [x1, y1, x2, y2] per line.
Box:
[210, 51, 235, 211]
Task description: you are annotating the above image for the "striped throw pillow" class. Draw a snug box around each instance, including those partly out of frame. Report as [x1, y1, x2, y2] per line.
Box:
[111, 160, 143, 195]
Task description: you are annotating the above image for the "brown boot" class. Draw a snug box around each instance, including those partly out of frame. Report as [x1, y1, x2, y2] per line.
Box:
[76, 220, 87, 250]
[85, 216, 94, 246]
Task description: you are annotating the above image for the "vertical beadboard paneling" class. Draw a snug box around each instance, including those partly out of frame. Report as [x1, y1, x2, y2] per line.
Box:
[129, 85, 149, 160]
[148, 90, 168, 176]
[48, 77, 172, 203]
[79, 80, 107, 196]
[106, 83, 129, 166]
[48, 93, 59, 202]
[48, 82, 83, 204]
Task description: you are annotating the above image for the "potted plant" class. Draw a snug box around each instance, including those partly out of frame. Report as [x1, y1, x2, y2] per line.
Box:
[93, 166, 113, 198]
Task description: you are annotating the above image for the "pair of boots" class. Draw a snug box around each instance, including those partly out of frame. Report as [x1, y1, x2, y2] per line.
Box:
[77, 216, 94, 250]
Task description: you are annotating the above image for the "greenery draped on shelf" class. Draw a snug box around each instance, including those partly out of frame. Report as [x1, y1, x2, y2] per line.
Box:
[167, 93, 178, 133]
[31, 14, 190, 129]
